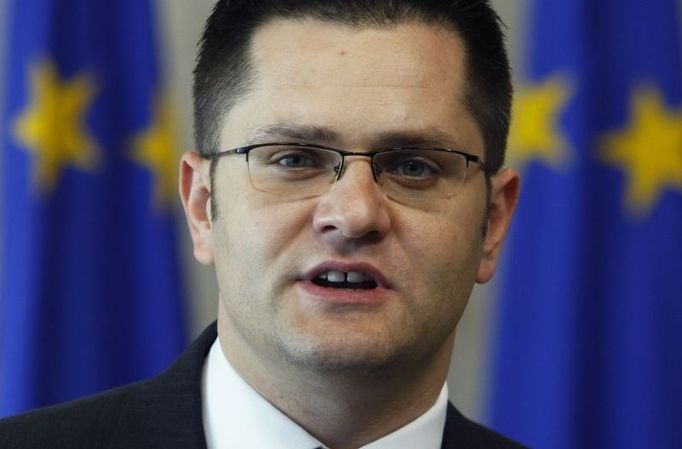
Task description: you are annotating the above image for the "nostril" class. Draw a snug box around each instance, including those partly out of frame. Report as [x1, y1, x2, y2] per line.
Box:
[362, 230, 385, 244]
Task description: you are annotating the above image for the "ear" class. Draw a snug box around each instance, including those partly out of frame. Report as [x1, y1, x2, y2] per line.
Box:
[179, 151, 215, 266]
[476, 168, 520, 283]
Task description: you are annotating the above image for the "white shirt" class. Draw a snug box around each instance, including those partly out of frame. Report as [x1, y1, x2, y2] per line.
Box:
[202, 339, 448, 449]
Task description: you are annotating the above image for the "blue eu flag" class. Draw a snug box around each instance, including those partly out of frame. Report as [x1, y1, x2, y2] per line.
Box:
[1, 0, 187, 416]
[488, 0, 682, 448]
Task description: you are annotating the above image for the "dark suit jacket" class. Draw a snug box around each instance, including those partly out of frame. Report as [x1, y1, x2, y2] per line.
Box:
[0, 324, 527, 449]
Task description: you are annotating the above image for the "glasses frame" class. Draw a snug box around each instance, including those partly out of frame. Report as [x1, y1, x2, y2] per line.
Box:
[210, 142, 488, 184]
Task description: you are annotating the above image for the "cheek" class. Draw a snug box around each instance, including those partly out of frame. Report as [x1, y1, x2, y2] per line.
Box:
[214, 183, 314, 281]
[245, 201, 314, 263]
[398, 206, 485, 306]
[214, 167, 287, 251]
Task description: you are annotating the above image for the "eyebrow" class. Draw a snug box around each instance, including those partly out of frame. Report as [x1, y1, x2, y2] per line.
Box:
[245, 124, 339, 146]
[372, 129, 464, 149]
[244, 123, 466, 150]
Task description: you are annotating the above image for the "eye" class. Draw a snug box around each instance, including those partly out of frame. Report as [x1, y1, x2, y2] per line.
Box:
[376, 150, 447, 189]
[383, 156, 440, 179]
[395, 159, 435, 178]
[273, 151, 319, 168]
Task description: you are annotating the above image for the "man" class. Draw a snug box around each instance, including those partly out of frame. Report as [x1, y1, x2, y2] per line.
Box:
[0, 0, 524, 448]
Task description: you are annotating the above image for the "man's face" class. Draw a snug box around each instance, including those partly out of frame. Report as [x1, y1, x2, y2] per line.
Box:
[185, 19, 516, 373]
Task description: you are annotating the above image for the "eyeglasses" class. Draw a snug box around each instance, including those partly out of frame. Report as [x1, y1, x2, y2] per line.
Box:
[210, 142, 487, 205]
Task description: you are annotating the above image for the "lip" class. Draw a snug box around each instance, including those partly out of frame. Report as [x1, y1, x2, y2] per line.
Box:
[297, 261, 393, 305]
[301, 261, 392, 289]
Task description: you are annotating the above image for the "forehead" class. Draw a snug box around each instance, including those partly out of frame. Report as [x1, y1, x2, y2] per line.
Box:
[220, 18, 482, 154]
[252, 18, 464, 89]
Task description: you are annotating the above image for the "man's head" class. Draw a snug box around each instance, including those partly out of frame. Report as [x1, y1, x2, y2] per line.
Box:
[180, 0, 519, 380]
[193, 0, 512, 174]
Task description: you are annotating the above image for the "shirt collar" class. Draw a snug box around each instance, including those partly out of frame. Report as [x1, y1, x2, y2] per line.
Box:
[202, 338, 448, 449]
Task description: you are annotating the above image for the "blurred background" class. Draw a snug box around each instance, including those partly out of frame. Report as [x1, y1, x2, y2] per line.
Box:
[1, 1, 680, 448]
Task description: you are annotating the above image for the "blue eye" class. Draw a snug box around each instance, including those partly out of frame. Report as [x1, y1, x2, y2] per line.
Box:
[376, 150, 445, 189]
[276, 153, 316, 168]
[385, 157, 439, 179]
[397, 160, 433, 178]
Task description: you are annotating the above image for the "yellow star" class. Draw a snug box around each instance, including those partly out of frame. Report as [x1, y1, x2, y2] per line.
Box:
[600, 87, 682, 216]
[508, 75, 573, 169]
[131, 95, 178, 209]
[13, 61, 100, 193]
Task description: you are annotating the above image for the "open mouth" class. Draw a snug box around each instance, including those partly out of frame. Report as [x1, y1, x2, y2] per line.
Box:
[311, 270, 379, 290]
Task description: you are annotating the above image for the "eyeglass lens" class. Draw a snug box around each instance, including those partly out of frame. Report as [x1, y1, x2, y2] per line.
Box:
[244, 144, 470, 205]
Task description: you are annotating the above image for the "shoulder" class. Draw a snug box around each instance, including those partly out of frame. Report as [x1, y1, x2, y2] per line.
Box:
[442, 403, 528, 449]
[0, 323, 217, 449]
[0, 382, 138, 449]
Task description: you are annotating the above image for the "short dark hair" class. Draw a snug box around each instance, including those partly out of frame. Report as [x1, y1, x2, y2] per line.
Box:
[194, 0, 512, 175]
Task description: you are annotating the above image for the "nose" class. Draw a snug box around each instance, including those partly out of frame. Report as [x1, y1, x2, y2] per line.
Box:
[312, 158, 391, 247]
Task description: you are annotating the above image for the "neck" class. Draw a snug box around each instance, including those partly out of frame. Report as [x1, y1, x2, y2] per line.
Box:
[217, 307, 454, 449]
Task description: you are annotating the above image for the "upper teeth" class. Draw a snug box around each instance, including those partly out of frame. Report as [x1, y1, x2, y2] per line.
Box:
[318, 270, 374, 283]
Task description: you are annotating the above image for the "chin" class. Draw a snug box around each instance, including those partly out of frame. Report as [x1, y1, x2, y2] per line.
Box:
[272, 328, 424, 374]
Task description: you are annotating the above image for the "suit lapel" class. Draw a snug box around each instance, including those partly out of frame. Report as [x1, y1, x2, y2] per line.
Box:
[100, 324, 510, 449]
[441, 402, 513, 449]
[107, 324, 218, 449]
